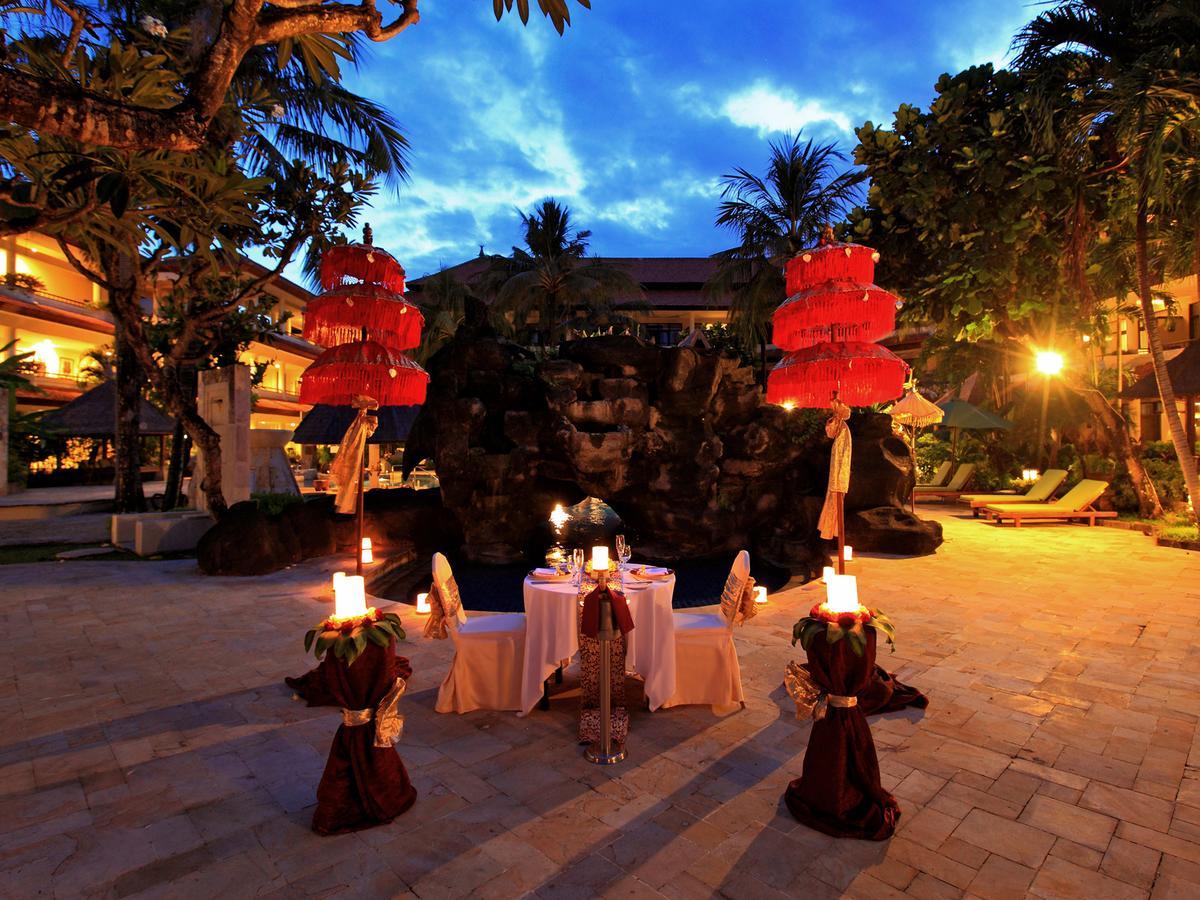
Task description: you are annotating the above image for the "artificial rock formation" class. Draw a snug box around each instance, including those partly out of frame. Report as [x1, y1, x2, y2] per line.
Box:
[403, 318, 941, 575]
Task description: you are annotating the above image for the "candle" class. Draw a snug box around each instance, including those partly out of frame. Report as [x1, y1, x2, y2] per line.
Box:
[843, 545, 853, 562]
[591, 546, 609, 571]
[360, 537, 373, 565]
[334, 574, 367, 619]
[822, 565, 835, 583]
[823, 574, 862, 615]
[416, 592, 431, 615]
[753, 585, 768, 605]
[332, 571, 346, 595]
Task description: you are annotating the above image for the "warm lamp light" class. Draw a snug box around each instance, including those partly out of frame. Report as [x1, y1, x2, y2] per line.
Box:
[1022, 467, 1040, 482]
[753, 585, 768, 605]
[781, 401, 796, 411]
[360, 537, 373, 565]
[822, 565, 835, 583]
[843, 545, 853, 562]
[334, 574, 367, 619]
[1035, 351, 1064, 376]
[416, 592, 431, 615]
[591, 546, 609, 571]
[823, 574, 862, 615]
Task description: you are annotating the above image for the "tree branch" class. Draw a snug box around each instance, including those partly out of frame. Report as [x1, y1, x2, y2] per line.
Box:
[56, 238, 116, 293]
[52, 0, 88, 67]
[255, 0, 420, 45]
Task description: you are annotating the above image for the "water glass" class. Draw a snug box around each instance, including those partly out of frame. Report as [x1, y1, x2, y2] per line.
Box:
[572, 548, 585, 587]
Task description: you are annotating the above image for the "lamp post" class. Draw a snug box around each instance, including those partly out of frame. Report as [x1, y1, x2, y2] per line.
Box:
[1035, 351, 1064, 468]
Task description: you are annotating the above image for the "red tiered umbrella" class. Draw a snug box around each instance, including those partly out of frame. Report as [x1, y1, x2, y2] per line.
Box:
[303, 287, 425, 350]
[773, 283, 898, 350]
[299, 340, 429, 408]
[785, 242, 879, 296]
[766, 341, 908, 409]
[319, 241, 407, 294]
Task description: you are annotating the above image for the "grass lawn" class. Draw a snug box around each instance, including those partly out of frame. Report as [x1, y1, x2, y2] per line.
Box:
[0, 543, 196, 565]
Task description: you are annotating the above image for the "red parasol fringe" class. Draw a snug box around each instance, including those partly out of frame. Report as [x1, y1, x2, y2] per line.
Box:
[303, 288, 425, 350]
[773, 283, 898, 351]
[299, 341, 429, 407]
[785, 243, 879, 296]
[319, 243, 407, 294]
[766, 341, 909, 409]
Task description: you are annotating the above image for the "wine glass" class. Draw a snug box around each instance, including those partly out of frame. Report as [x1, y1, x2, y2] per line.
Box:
[572, 548, 585, 588]
[616, 535, 630, 587]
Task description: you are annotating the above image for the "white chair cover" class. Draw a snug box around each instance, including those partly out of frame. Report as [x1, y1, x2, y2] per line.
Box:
[661, 551, 749, 711]
[431, 553, 527, 714]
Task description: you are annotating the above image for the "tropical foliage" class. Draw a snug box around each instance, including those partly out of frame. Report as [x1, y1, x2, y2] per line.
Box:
[706, 133, 862, 379]
[480, 199, 643, 345]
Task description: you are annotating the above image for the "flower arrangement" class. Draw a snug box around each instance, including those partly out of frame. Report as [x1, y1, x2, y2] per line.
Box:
[304, 607, 406, 667]
[792, 602, 896, 657]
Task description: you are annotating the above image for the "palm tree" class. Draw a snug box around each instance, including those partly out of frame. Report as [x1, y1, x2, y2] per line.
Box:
[480, 199, 643, 346]
[705, 133, 863, 382]
[410, 269, 473, 364]
[1017, 0, 1200, 518]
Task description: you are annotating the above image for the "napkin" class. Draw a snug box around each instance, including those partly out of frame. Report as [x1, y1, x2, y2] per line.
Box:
[631, 566, 671, 581]
[531, 568, 570, 581]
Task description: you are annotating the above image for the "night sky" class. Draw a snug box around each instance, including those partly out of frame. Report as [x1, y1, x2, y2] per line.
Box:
[338, 0, 1032, 278]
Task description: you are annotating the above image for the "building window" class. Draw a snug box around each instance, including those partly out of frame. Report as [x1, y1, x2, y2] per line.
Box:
[1140, 401, 1162, 442]
[1190, 303, 1199, 341]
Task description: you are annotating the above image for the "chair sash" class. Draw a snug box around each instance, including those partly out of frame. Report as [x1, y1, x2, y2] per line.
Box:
[719, 572, 757, 627]
[423, 576, 464, 640]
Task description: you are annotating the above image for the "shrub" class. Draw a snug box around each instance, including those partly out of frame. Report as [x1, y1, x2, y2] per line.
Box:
[252, 492, 304, 517]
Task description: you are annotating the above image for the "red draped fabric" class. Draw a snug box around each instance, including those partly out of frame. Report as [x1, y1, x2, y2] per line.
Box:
[784, 627, 901, 841]
[285, 641, 417, 835]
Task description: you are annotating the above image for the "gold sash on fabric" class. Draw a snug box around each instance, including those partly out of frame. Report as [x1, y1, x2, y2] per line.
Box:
[332, 397, 380, 515]
[818, 399, 852, 540]
[339, 676, 408, 747]
[784, 661, 858, 721]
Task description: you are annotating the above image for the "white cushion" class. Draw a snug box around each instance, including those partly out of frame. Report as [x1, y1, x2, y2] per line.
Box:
[456, 613, 526, 638]
[674, 612, 726, 633]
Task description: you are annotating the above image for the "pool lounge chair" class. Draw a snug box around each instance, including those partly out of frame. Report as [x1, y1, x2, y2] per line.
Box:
[914, 463, 976, 501]
[917, 460, 953, 489]
[981, 479, 1117, 527]
[959, 469, 1069, 517]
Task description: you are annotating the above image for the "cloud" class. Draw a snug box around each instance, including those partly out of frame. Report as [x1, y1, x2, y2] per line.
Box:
[718, 81, 854, 136]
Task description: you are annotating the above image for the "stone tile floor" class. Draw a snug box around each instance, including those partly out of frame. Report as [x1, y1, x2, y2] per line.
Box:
[0, 509, 1197, 899]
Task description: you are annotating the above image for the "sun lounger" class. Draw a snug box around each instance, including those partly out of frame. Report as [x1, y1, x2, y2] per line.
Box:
[981, 479, 1117, 527]
[914, 463, 976, 501]
[917, 460, 953, 489]
[959, 469, 1068, 517]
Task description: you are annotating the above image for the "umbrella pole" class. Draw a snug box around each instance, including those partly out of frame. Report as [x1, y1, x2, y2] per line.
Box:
[356, 437, 365, 577]
[836, 493, 845, 575]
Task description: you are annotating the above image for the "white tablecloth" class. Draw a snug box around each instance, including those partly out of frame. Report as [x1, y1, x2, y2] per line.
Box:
[519, 573, 677, 715]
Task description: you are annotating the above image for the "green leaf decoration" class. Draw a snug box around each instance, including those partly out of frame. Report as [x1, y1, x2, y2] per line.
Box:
[303, 629, 316, 653]
[825, 623, 844, 644]
[365, 627, 391, 648]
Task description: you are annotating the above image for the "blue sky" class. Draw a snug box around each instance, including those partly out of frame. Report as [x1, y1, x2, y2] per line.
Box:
[341, 0, 1033, 279]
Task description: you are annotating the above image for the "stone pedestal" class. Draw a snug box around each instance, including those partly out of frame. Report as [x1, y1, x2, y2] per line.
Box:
[250, 430, 300, 495]
[192, 366, 251, 512]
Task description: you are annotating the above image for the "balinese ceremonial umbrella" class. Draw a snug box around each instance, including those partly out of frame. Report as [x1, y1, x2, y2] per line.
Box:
[886, 391, 945, 510]
[319, 237, 407, 294]
[766, 341, 909, 409]
[299, 340, 428, 409]
[303, 287, 425, 351]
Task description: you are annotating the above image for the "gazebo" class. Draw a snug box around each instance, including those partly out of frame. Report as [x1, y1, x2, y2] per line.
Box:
[40, 380, 176, 437]
[290, 404, 421, 445]
[1118, 340, 1200, 453]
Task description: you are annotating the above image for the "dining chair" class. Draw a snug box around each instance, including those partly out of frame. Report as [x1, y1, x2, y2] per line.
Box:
[661, 550, 753, 711]
[430, 552, 527, 714]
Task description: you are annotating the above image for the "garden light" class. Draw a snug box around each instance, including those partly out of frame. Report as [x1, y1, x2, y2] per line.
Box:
[1035, 351, 1064, 376]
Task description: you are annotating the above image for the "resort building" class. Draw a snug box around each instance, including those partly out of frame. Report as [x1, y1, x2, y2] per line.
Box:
[0, 231, 319, 432]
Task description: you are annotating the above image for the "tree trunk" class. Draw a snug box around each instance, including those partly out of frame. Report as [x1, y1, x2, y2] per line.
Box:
[110, 260, 145, 514]
[1061, 372, 1162, 518]
[759, 335, 767, 386]
[162, 368, 198, 510]
[155, 366, 228, 518]
[1135, 196, 1200, 520]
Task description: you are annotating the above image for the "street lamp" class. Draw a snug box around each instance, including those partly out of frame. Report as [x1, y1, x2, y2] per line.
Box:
[1035, 351, 1064, 376]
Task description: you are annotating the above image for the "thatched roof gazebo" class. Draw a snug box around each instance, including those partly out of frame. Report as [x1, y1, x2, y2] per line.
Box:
[1119, 340, 1200, 451]
[40, 380, 176, 436]
[290, 404, 420, 445]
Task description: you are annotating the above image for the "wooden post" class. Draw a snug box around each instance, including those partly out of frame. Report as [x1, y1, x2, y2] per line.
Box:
[836, 492, 845, 575]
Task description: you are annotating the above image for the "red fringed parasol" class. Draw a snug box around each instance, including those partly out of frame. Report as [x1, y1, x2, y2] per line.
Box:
[303, 287, 425, 350]
[766, 341, 908, 409]
[773, 282, 898, 350]
[785, 242, 879, 296]
[319, 242, 407, 294]
[299, 340, 429, 407]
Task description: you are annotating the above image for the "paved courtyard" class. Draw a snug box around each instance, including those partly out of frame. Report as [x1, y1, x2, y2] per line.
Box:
[1, 509, 1198, 899]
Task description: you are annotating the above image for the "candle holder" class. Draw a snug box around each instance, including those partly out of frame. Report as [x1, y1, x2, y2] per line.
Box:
[579, 559, 634, 763]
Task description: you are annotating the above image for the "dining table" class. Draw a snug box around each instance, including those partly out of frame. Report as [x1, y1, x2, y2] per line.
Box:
[519, 567, 678, 715]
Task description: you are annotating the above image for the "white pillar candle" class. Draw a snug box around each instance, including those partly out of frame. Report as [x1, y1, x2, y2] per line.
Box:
[416, 592, 431, 615]
[822, 565, 835, 583]
[591, 546, 609, 571]
[823, 574, 861, 614]
[843, 545, 853, 562]
[360, 537, 373, 565]
[753, 585, 768, 605]
[334, 574, 367, 619]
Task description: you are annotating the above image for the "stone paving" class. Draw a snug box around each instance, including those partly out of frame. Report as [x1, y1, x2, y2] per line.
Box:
[0, 509, 1198, 899]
